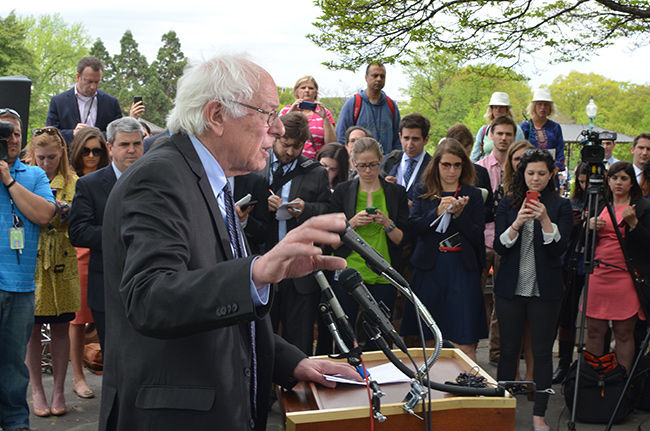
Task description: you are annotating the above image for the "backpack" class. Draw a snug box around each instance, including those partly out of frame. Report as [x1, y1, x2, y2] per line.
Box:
[563, 351, 633, 424]
[353, 93, 395, 124]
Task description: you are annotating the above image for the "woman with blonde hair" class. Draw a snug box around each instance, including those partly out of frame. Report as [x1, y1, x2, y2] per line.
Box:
[471, 92, 525, 162]
[25, 127, 80, 417]
[280, 75, 336, 158]
[520, 88, 565, 173]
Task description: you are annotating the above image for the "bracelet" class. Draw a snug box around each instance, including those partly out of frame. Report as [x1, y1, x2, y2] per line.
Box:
[384, 221, 396, 233]
[5, 179, 16, 190]
[511, 225, 519, 232]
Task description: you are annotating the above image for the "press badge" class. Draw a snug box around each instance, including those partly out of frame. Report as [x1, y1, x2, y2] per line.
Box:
[9, 227, 24, 250]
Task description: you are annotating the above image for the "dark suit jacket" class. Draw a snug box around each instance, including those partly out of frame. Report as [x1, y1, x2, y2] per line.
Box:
[261, 154, 331, 294]
[46, 88, 122, 145]
[328, 176, 409, 269]
[234, 172, 270, 255]
[99, 134, 305, 431]
[68, 165, 117, 312]
[494, 190, 573, 301]
[382, 150, 432, 201]
[474, 163, 495, 223]
[409, 183, 486, 272]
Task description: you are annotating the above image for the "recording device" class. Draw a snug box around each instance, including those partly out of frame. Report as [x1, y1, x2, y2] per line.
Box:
[339, 268, 408, 353]
[240, 200, 257, 210]
[365, 206, 377, 214]
[580, 130, 616, 164]
[298, 101, 317, 111]
[525, 190, 538, 207]
[314, 271, 356, 343]
[0, 120, 13, 161]
[338, 222, 408, 288]
[133, 95, 143, 105]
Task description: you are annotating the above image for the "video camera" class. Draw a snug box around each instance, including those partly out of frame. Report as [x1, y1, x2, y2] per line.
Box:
[580, 129, 617, 182]
[0, 120, 13, 161]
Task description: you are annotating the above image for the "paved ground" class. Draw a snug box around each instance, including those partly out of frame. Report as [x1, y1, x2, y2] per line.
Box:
[26, 339, 649, 431]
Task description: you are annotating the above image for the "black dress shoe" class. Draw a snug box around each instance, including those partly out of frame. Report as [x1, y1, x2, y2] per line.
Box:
[552, 363, 569, 384]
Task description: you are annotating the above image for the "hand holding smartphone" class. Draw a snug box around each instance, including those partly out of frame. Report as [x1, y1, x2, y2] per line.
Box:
[525, 190, 538, 207]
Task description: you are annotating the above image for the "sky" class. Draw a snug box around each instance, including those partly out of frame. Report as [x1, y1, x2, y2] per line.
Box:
[4, 1, 650, 104]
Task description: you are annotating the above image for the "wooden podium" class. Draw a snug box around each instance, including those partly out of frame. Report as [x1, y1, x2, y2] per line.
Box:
[278, 348, 516, 431]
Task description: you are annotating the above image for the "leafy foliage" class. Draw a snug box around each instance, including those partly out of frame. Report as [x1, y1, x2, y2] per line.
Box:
[310, 0, 650, 70]
[21, 13, 91, 128]
[0, 11, 33, 78]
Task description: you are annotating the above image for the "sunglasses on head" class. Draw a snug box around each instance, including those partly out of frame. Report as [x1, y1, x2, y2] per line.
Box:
[0, 108, 20, 119]
[81, 147, 103, 157]
[32, 127, 60, 137]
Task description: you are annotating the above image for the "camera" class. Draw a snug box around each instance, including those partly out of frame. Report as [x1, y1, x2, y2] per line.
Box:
[0, 120, 14, 161]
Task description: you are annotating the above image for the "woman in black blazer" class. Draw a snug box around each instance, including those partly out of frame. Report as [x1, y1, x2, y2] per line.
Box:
[494, 148, 572, 431]
[584, 161, 650, 374]
[400, 138, 487, 362]
[328, 137, 409, 351]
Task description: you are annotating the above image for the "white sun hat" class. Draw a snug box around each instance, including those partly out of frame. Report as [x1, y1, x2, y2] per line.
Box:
[487, 92, 512, 107]
[532, 88, 553, 102]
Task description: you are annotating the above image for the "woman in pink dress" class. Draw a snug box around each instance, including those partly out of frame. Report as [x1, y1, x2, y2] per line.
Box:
[279, 75, 336, 158]
[585, 161, 650, 373]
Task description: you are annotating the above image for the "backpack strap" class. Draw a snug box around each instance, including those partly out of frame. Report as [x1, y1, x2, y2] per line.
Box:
[353, 93, 362, 124]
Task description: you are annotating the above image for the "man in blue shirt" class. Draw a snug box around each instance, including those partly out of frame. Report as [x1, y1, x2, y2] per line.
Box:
[336, 64, 401, 154]
[0, 108, 56, 431]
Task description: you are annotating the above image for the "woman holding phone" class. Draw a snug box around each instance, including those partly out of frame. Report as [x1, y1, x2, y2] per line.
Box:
[280, 75, 336, 158]
[400, 138, 487, 361]
[328, 137, 408, 350]
[494, 148, 572, 431]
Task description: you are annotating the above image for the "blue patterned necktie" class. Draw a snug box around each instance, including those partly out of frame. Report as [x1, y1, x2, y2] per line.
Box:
[404, 158, 417, 189]
[222, 182, 257, 412]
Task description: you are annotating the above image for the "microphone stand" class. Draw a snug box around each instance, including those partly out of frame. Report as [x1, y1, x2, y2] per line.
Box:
[319, 303, 386, 422]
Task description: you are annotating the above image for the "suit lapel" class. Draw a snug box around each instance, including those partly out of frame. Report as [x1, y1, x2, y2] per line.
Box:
[67, 88, 82, 124]
[101, 165, 117, 197]
[172, 134, 234, 260]
[344, 179, 359, 218]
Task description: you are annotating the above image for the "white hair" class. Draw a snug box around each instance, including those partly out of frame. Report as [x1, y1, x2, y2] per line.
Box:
[167, 54, 262, 136]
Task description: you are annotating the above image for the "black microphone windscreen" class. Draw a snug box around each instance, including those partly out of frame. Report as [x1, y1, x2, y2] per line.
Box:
[339, 267, 363, 293]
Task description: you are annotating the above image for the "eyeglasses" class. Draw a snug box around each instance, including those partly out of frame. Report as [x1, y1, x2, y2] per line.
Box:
[439, 162, 462, 170]
[355, 162, 381, 171]
[81, 147, 103, 157]
[32, 127, 59, 137]
[230, 101, 279, 127]
[0, 108, 20, 119]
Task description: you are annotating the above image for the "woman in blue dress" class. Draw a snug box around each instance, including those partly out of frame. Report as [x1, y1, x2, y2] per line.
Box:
[400, 138, 487, 362]
[521, 88, 565, 174]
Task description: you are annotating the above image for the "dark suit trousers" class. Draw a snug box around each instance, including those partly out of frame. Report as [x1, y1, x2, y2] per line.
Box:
[270, 279, 319, 356]
[90, 309, 106, 351]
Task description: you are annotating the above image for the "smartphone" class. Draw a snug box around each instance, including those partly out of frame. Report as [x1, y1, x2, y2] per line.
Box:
[365, 206, 377, 214]
[525, 190, 538, 206]
[133, 95, 143, 105]
[240, 200, 258, 210]
[298, 101, 317, 111]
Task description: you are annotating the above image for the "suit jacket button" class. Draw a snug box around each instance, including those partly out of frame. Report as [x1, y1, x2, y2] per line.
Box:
[216, 306, 226, 316]
[244, 367, 251, 377]
[249, 418, 255, 429]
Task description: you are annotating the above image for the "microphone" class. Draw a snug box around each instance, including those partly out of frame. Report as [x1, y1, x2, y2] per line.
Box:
[339, 268, 408, 353]
[338, 222, 408, 288]
[314, 271, 356, 343]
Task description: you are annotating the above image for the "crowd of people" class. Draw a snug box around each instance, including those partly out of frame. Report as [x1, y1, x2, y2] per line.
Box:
[0, 54, 649, 431]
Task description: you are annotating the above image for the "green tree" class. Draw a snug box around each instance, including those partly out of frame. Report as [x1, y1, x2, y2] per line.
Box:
[400, 50, 530, 148]
[153, 31, 186, 101]
[89, 38, 115, 84]
[0, 11, 33, 77]
[21, 13, 91, 128]
[310, 0, 650, 70]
